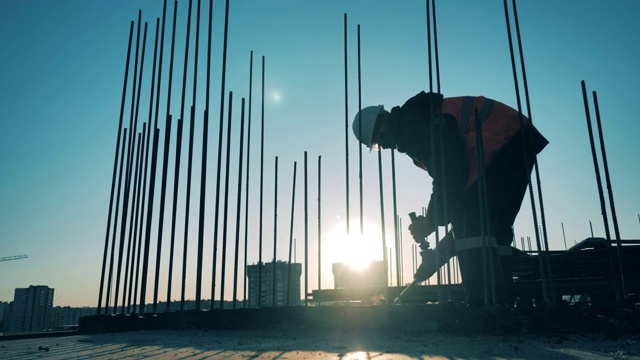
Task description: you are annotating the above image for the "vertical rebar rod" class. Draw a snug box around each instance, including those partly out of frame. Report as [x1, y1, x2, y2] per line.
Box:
[243, 51, 254, 308]
[343, 13, 350, 237]
[286, 162, 298, 306]
[106, 129, 129, 313]
[211, 0, 232, 309]
[391, 150, 400, 288]
[167, 117, 184, 312]
[317, 156, 322, 303]
[151, 0, 176, 312]
[593, 91, 626, 297]
[357, 24, 363, 237]
[122, 132, 143, 313]
[273, 156, 279, 306]
[257, 56, 266, 308]
[425, 0, 432, 92]
[190, 0, 204, 310]
[510, 0, 555, 302]
[128, 124, 147, 312]
[114, 16, 146, 314]
[580, 81, 621, 304]
[121, 20, 148, 313]
[152, 110, 173, 314]
[502, 0, 550, 306]
[562, 223, 567, 250]
[431, 0, 441, 93]
[139, 126, 161, 314]
[179, 0, 195, 310]
[132, 18, 160, 313]
[220, 91, 234, 309]
[304, 152, 309, 306]
[377, 146, 388, 287]
[475, 108, 497, 305]
[166, 0, 184, 312]
[233, 98, 246, 309]
[98, 21, 134, 315]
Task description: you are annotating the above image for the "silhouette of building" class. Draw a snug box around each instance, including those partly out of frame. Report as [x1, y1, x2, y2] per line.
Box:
[332, 261, 387, 289]
[52, 306, 94, 328]
[247, 261, 302, 308]
[7, 285, 55, 333]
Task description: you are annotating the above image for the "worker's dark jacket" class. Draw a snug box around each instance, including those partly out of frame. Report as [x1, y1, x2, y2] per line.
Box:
[389, 91, 548, 228]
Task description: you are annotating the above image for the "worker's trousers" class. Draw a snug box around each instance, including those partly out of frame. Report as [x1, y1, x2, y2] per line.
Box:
[449, 129, 537, 305]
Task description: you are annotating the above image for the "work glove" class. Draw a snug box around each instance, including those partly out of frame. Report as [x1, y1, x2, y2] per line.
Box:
[414, 249, 437, 281]
[408, 214, 434, 244]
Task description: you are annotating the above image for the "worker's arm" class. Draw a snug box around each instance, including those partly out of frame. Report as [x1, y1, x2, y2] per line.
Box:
[424, 116, 467, 227]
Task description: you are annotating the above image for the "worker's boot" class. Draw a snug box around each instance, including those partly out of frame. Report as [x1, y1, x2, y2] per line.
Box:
[457, 246, 486, 306]
[414, 232, 456, 281]
[497, 252, 514, 306]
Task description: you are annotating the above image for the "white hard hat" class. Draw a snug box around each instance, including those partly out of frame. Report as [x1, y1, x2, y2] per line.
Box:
[352, 105, 384, 148]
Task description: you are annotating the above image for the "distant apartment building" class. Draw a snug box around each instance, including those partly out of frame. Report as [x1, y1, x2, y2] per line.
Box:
[0, 301, 8, 331]
[7, 285, 55, 333]
[247, 261, 302, 308]
[52, 306, 94, 328]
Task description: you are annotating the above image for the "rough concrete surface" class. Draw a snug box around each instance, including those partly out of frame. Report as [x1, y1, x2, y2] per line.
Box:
[1, 328, 639, 360]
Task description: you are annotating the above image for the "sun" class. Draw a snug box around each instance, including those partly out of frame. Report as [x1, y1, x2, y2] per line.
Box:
[324, 220, 384, 270]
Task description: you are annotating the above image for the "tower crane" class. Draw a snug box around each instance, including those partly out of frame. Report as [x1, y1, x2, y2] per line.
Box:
[0, 254, 28, 262]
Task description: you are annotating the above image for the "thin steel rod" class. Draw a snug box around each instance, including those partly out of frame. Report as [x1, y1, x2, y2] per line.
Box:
[257, 56, 266, 307]
[105, 129, 129, 313]
[167, 117, 184, 312]
[120, 21, 148, 313]
[593, 91, 626, 296]
[152, 109, 173, 314]
[191, 0, 204, 310]
[161, 0, 178, 312]
[220, 92, 234, 309]
[122, 132, 143, 313]
[317, 155, 322, 304]
[426, 0, 432, 92]
[114, 16, 145, 314]
[303, 151, 308, 306]
[196, 0, 214, 310]
[390, 150, 400, 287]
[431, 0, 441, 93]
[152, 0, 176, 311]
[98, 21, 134, 315]
[502, 0, 550, 306]
[272, 156, 279, 306]
[562, 223, 567, 250]
[343, 13, 350, 236]
[357, 24, 363, 236]
[128, 124, 147, 312]
[180, 0, 195, 310]
[229, 98, 245, 309]
[580, 81, 621, 304]
[286, 162, 298, 306]
[139, 126, 161, 314]
[211, 0, 232, 309]
[377, 146, 388, 287]
[243, 51, 254, 308]
[510, 0, 556, 302]
[132, 15, 161, 313]
[475, 108, 496, 305]
[233, 98, 246, 309]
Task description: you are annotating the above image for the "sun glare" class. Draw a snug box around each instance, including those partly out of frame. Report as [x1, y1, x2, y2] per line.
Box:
[324, 220, 383, 271]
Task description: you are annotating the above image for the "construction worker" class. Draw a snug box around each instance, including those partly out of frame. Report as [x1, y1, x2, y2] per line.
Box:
[352, 91, 548, 306]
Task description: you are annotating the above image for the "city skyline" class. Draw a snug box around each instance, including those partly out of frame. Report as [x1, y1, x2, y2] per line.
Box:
[1, 1, 639, 307]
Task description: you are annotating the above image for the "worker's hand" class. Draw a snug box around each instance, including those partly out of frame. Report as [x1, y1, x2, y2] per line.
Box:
[408, 215, 434, 243]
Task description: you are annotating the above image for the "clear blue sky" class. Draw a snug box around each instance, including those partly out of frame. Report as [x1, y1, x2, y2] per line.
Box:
[1, 1, 638, 307]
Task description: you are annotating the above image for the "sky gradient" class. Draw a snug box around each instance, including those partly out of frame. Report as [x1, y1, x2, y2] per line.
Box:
[1, 0, 639, 307]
